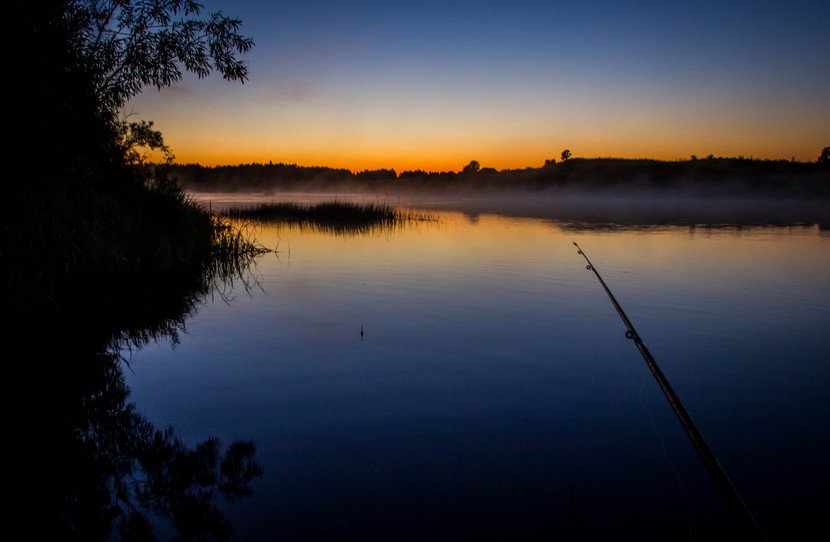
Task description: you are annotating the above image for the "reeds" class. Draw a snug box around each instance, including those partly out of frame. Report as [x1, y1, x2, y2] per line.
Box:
[4, 175, 273, 348]
[221, 201, 431, 235]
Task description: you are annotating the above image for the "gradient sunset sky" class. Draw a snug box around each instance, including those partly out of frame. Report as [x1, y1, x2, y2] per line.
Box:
[127, 0, 829, 171]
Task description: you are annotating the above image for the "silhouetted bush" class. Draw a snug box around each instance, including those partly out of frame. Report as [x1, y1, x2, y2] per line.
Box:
[4, 1, 257, 317]
[462, 160, 481, 174]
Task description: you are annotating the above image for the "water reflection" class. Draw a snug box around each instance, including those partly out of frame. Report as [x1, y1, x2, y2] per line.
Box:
[35, 238, 265, 539]
[196, 192, 830, 231]
[58, 350, 261, 540]
[127, 200, 830, 539]
[402, 194, 830, 231]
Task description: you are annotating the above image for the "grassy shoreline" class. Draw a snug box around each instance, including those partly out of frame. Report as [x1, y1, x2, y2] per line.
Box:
[3, 179, 268, 333]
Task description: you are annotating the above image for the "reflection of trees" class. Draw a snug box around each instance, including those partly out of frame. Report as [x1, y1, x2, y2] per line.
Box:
[35, 226, 267, 540]
[59, 351, 261, 540]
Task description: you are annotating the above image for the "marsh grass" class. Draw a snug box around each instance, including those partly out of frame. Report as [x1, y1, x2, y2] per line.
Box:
[4, 175, 272, 349]
[221, 200, 433, 235]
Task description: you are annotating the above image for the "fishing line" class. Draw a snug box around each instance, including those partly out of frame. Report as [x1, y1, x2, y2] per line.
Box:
[637, 380, 694, 540]
[573, 242, 764, 540]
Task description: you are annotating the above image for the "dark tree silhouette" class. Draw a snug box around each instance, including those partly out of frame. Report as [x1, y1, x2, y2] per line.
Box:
[818, 147, 830, 166]
[6, 0, 264, 325]
[355, 168, 397, 181]
[462, 160, 481, 174]
[71, 0, 254, 112]
[10, 0, 252, 194]
[561, 149, 572, 161]
[543, 158, 556, 168]
[120, 119, 173, 165]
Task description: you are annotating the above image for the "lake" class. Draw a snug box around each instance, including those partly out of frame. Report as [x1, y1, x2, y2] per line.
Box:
[125, 194, 830, 540]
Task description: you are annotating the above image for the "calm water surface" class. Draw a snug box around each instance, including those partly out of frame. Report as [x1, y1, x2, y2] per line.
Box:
[126, 200, 830, 540]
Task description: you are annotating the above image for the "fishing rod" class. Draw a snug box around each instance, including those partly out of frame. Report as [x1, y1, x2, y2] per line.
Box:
[573, 242, 765, 540]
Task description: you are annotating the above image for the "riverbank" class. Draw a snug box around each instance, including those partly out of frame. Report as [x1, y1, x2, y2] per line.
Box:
[172, 157, 830, 197]
[3, 178, 266, 337]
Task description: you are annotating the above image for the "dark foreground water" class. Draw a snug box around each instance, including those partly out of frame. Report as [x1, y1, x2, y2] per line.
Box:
[125, 197, 830, 540]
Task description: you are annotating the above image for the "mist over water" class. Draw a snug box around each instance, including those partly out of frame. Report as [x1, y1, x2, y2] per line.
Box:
[127, 195, 830, 540]
[192, 188, 830, 230]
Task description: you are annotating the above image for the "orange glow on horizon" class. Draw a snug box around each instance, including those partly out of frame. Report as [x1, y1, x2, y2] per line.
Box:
[167, 145, 821, 173]
[130, 77, 827, 172]
[142, 91, 827, 172]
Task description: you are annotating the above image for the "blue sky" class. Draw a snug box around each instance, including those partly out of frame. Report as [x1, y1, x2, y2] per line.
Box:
[128, 0, 830, 169]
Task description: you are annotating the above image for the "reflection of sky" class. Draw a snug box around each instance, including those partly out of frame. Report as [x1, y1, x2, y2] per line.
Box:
[127, 1, 830, 170]
[126, 212, 830, 538]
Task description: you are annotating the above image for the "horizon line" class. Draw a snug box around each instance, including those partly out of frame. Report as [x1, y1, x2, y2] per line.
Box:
[165, 153, 821, 175]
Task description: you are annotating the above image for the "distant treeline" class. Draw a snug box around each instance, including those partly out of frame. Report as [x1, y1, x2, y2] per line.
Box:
[172, 157, 830, 196]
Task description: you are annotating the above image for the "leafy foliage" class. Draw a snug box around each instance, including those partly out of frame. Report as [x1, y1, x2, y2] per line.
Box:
[119, 119, 173, 165]
[70, 0, 254, 112]
[818, 146, 830, 166]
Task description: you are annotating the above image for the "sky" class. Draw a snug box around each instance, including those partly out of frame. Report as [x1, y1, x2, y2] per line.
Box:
[126, 0, 830, 171]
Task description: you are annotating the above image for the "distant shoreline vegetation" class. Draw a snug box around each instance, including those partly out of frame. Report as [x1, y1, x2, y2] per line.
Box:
[222, 201, 433, 235]
[172, 155, 830, 196]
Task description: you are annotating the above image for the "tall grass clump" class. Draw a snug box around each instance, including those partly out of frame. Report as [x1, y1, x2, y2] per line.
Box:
[4, 172, 270, 345]
[222, 201, 429, 235]
[209, 216, 271, 291]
